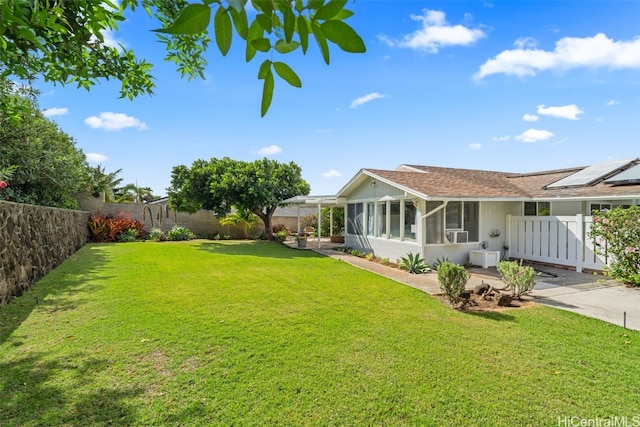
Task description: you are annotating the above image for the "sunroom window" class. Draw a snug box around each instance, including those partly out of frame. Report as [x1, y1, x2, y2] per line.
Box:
[347, 203, 363, 235]
[425, 201, 479, 244]
[366, 202, 375, 236]
[389, 201, 401, 239]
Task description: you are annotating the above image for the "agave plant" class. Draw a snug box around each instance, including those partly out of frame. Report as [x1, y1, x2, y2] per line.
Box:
[399, 252, 430, 274]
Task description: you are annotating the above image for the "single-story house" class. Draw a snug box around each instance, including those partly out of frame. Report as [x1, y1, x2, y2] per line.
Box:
[333, 158, 640, 272]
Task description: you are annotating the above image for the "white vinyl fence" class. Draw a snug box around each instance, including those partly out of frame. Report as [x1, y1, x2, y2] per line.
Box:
[506, 214, 607, 272]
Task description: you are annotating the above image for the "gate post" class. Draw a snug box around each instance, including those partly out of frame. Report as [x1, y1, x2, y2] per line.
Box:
[576, 214, 584, 273]
[505, 214, 512, 260]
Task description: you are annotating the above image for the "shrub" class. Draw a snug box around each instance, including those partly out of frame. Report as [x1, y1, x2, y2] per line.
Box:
[590, 206, 640, 286]
[274, 229, 289, 242]
[432, 256, 450, 271]
[117, 228, 139, 242]
[166, 226, 195, 241]
[497, 260, 537, 298]
[399, 252, 430, 274]
[148, 227, 167, 242]
[437, 261, 470, 306]
[272, 224, 288, 234]
[88, 213, 145, 242]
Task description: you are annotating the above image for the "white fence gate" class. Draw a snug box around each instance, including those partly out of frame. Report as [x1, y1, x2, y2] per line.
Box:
[506, 214, 607, 272]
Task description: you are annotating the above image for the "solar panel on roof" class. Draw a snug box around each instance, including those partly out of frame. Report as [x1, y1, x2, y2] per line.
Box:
[546, 158, 635, 188]
[604, 163, 640, 185]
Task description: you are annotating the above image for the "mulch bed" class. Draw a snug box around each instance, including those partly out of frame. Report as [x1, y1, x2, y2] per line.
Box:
[435, 289, 536, 312]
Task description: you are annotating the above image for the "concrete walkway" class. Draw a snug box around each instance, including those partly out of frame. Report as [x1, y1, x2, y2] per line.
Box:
[313, 247, 640, 332]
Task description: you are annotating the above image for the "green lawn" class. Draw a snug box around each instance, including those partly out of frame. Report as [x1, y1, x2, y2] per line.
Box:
[1, 241, 639, 426]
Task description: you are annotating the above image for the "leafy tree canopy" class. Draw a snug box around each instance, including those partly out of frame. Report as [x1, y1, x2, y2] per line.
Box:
[168, 157, 310, 237]
[0, 92, 90, 209]
[1, 0, 365, 116]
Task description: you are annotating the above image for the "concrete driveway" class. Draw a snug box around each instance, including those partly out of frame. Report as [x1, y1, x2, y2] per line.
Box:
[528, 266, 640, 331]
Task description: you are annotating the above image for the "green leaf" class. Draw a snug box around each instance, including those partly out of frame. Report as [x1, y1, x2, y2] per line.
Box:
[261, 70, 274, 117]
[227, 0, 247, 13]
[258, 59, 271, 79]
[297, 15, 309, 54]
[214, 7, 233, 56]
[311, 21, 330, 64]
[283, 7, 295, 43]
[273, 62, 301, 88]
[251, 38, 271, 52]
[333, 9, 354, 20]
[253, 0, 273, 14]
[321, 20, 365, 53]
[314, 0, 347, 21]
[230, 7, 248, 40]
[307, 0, 325, 11]
[153, 4, 211, 35]
[245, 20, 263, 61]
[255, 13, 272, 33]
[274, 40, 300, 54]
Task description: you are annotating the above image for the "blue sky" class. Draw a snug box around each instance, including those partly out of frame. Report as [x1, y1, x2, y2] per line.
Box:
[38, 1, 640, 197]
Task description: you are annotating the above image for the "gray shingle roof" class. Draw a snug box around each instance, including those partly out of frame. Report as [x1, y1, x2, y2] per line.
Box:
[362, 161, 640, 200]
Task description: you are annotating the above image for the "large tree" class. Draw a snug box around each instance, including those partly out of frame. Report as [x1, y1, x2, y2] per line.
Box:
[0, 93, 90, 209]
[1, 0, 365, 117]
[168, 157, 310, 238]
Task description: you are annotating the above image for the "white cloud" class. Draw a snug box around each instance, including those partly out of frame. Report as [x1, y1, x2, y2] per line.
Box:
[322, 169, 343, 178]
[379, 9, 485, 53]
[86, 153, 108, 163]
[89, 29, 123, 50]
[514, 37, 538, 49]
[492, 135, 510, 142]
[606, 100, 619, 106]
[256, 145, 282, 156]
[515, 129, 554, 143]
[475, 33, 640, 79]
[42, 107, 68, 118]
[537, 104, 583, 120]
[468, 143, 482, 150]
[350, 92, 387, 109]
[523, 113, 539, 122]
[84, 112, 148, 131]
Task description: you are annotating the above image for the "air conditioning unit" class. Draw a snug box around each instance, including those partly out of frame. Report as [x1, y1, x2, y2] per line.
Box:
[446, 230, 468, 244]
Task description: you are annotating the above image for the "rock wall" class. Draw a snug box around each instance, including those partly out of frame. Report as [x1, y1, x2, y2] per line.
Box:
[0, 201, 89, 304]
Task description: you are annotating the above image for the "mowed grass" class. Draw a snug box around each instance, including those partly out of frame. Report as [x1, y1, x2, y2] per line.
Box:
[1, 241, 639, 426]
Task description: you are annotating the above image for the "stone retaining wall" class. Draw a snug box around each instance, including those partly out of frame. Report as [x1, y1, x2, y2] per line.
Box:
[0, 201, 89, 304]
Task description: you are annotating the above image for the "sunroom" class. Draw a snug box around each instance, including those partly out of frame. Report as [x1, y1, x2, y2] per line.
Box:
[336, 167, 521, 266]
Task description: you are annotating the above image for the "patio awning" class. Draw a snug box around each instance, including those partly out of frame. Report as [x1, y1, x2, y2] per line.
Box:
[280, 195, 346, 248]
[281, 195, 347, 206]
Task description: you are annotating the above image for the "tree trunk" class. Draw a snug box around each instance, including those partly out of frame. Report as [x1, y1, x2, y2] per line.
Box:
[253, 207, 274, 239]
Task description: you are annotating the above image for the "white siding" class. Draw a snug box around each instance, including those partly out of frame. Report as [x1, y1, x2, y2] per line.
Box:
[346, 179, 405, 201]
[478, 201, 517, 252]
[552, 201, 582, 216]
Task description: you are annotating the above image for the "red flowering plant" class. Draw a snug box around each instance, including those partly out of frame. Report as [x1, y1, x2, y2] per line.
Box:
[0, 165, 18, 190]
[88, 211, 146, 242]
[589, 205, 640, 286]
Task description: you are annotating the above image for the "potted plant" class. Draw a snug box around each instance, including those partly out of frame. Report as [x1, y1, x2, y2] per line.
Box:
[330, 228, 345, 243]
[295, 233, 307, 248]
